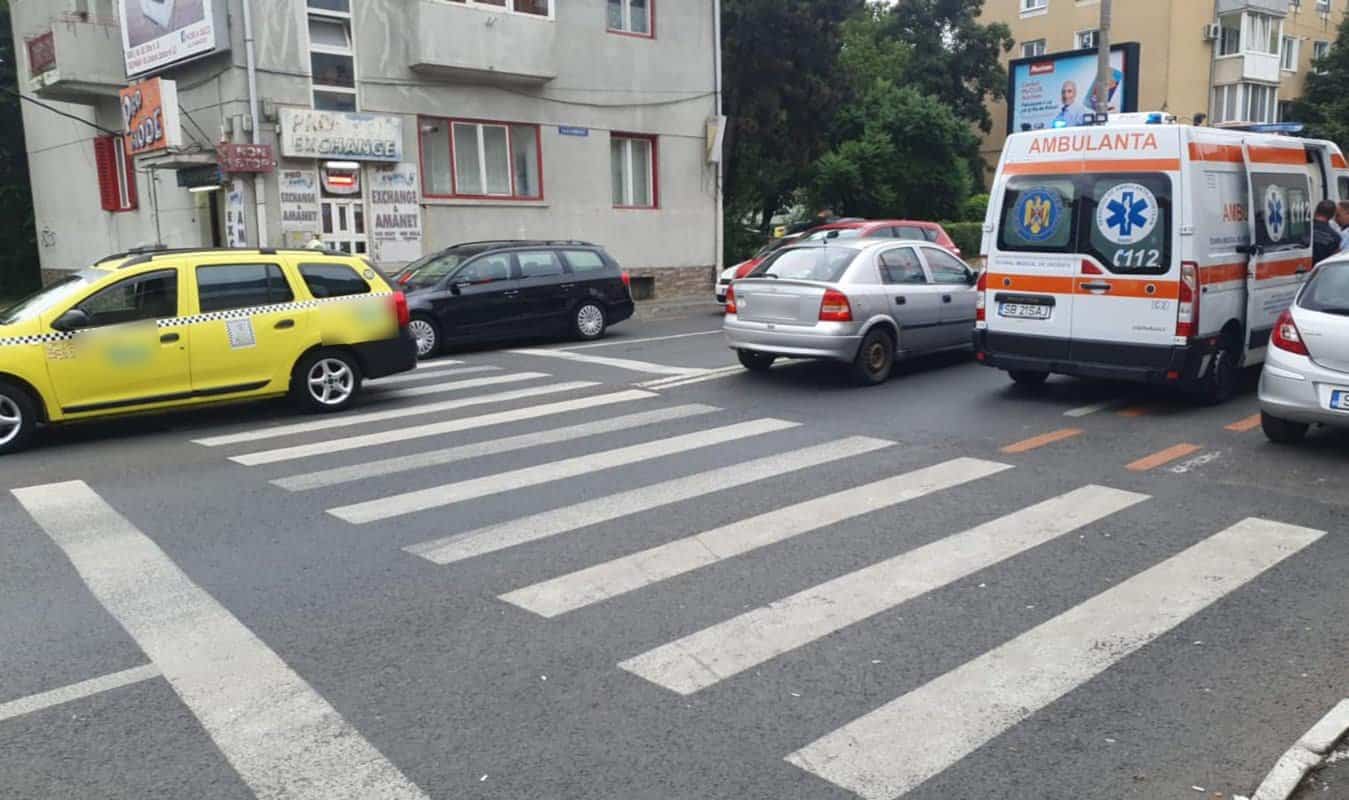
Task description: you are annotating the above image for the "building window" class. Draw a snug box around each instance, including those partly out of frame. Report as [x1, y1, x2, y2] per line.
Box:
[1245, 13, 1279, 55]
[1282, 35, 1299, 71]
[419, 117, 542, 200]
[1212, 85, 1238, 123]
[608, 0, 652, 36]
[1246, 84, 1276, 123]
[95, 136, 137, 213]
[1020, 0, 1048, 13]
[611, 134, 656, 208]
[1316, 0, 1329, 14]
[307, 1, 356, 111]
[1218, 14, 1242, 56]
[1313, 40, 1330, 73]
[1021, 39, 1047, 58]
[446, 0, 553, 17]
[1278, 100, 1295, 122]
[1076, 30, 1099, 50]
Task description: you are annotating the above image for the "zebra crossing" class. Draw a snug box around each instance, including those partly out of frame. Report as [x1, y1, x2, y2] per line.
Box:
[170, 363, 1335, 798]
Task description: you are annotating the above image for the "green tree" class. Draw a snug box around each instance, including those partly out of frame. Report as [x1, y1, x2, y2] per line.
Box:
[0, 0, 40, 299]
[1289, 16, 1349, 148]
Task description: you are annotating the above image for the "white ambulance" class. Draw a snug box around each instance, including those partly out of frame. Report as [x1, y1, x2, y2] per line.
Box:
[974, 113, 1349, 403]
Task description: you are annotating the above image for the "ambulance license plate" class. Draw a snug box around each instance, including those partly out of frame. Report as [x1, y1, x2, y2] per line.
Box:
[998, 302, 1051, 320]
[1329, 390, 1349, 411]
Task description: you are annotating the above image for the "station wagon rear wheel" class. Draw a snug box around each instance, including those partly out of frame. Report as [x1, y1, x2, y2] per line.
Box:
[0, 380, 37, 455]
[293, 350, 363, 413]
[574, 303, 607, 341]
[409, 315, 440, 359]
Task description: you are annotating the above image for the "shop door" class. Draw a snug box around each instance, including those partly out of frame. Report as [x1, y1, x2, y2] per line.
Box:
[320, 199, 368, 255]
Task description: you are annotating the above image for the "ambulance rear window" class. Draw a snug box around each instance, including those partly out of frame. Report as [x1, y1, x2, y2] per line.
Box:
[1084, 174, 1172, 276]
[998, 177, 1076, 252]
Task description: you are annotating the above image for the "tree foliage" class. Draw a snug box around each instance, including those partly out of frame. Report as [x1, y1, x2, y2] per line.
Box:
[1289, 16, 1349, 149]
[0, 0, 40, 298]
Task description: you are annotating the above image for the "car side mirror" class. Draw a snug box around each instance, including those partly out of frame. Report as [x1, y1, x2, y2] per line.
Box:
[966, 270, 979, 286]
[52, 308, 90, 332]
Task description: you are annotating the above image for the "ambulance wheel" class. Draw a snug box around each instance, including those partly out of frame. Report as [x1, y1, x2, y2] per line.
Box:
[1191, 339, 1238, 405]
[0, 380, 37, 456]
[1261, 411, 1308, 444]
[850, 328, 895, 386]
[1008, 370, 1049, 386]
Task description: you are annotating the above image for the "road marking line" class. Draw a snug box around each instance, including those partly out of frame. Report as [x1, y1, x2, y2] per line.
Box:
[235, 389, 655, 467]
[378, 372, 548, 399]
[405, 437, 894, 565]
[0, 664, 162, 723]
[785, 517, 1324, 800]
[192, 381, 599, 447]
[1064, 399, 1125, 418]
[1117, 405, 1154, 417]
[614, 485, 1145, 695]
[273, 404, 717, 490]
[12, 481, 431, 800]
[638, 365, 742, 389]
[1127, 443, 1202, 472]
[560, 330, 723, 350]
[506, 458, 1012, 622]
[414, 359, 463, 369]
[999, 428, 1083, 454]
[368, 365, 500, 386]
[330, 418, 802, 525]
[643, 366, 749, 390]
[1226, 413, 1263, 432]
[508, 347, 704, 376]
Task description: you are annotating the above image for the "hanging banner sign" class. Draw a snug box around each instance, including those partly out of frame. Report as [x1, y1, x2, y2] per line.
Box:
[279, 169, 320, 234]
[279, 108, 403, 163]
[225, 179, 247, 247]
[370, 163, 423, 264]
[120, 78, 183, 156]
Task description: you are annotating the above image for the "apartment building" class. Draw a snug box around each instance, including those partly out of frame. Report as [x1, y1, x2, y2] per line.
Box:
[979, 0, 1346, 173]
[9, 0, 723, 299]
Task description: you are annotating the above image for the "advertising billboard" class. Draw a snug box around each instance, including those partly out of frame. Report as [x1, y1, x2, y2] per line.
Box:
[279, 109, 404, 163]
[119, 0, 227, 77]
[1006, 43, 1141, 135]
[120, 78, 183, 156]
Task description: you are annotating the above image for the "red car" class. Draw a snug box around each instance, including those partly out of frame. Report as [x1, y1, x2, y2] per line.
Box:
[717, 220, 962, 300]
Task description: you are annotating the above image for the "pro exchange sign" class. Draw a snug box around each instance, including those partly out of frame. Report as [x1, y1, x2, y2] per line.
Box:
[279, 109, 403, 163]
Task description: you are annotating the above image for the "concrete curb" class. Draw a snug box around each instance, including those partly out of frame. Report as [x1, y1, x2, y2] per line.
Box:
[1238, 699, 1349, 800]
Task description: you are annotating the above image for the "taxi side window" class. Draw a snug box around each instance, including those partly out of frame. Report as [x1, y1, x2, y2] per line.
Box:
[878, 248, 928, 285]
[197, 264, 294, 313]
[924, 249, 973, 284]
[299, 263, 371, 298]
[78, 270, 178, 327]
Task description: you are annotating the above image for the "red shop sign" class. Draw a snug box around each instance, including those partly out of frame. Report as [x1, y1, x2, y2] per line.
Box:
[217, 143, 277, 173]
[27, 32, 56, 77]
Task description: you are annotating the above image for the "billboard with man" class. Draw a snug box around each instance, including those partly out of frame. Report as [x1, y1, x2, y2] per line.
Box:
[1006, 43, 1141, 135]
[119, 0, 228, 77]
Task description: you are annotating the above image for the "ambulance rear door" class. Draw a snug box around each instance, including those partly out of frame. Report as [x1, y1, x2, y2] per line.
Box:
[1241, 139, 1315, 362]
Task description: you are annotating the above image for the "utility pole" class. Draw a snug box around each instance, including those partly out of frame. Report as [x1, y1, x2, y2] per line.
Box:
[1095, 0, 1113, 118]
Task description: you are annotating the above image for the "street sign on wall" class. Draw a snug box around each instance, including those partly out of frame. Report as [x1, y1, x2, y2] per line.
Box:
[217, 143, 277, 173]
[120, 78, 183, 156]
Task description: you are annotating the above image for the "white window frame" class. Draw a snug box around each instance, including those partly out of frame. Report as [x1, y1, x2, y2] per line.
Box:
[1313, 40, 1330, 73]
[1217, 14, 1242, 57]
[611, 134, 656, 209]
[1243, 13, 1280, 55]
[1020, 0, 1048, 14]
[1021, 39, 1047, 58]
[1076, 29, 1099, 50]
[305, 5, 358, 112]
[1282, 35, 1299, 71]
[421, 117, 542, 200]
[607, 0, 653, 36]
[1316, 0, 1329, 15]
[445, 0, 555, 21]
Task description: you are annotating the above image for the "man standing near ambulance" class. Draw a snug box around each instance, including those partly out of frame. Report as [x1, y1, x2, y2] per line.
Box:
[1313, 200, 1341, 264]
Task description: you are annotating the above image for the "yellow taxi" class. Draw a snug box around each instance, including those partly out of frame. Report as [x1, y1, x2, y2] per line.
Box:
[0, 247, 417, 454]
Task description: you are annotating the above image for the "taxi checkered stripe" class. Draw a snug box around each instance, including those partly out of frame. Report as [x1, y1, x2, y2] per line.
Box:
[0, 292, 393, 348]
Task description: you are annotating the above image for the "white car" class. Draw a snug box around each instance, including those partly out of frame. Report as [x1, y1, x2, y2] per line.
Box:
[1259, 257, 1349, 442]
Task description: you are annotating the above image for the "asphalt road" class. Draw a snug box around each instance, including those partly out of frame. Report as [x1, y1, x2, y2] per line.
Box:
[2, 310, 1346, 800]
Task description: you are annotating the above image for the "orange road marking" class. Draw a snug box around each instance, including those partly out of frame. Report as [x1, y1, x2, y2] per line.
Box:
[1225, 414, 1262, 432]
[1118, 406, 1152, 418]
[1000, 428, 1084, 454]
[1127, 443, 1202, 472]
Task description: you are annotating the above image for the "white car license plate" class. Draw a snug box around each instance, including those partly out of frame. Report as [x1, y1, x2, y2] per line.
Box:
[998, 302, 1051, 320]
[1330, 389, 1349, 411]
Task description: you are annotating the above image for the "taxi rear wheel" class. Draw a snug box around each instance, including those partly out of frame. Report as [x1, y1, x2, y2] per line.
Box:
[292, 350, 363, 413]
[0, 381, 37, 455]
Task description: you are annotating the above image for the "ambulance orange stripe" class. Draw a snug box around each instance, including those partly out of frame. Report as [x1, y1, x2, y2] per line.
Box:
[1076, 278, 1180, 299]
[1333, 153, 1348, 169]
[1188, 143, 1243, 163]
[1256, 257, 1311, 280]
[987, 274, 1181, 298]
[1201, 262, 1247, 284]
[985, 274, 1077, 294]
[1247, 145, 1307, 166]
[1001, 158, 1181, 175]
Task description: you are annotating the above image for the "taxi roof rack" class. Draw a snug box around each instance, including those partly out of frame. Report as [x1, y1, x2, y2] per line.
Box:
[104, 246, 353, 269]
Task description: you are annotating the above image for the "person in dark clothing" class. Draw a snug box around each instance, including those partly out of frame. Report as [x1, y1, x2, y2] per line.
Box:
[1313, 199, 1341, 265]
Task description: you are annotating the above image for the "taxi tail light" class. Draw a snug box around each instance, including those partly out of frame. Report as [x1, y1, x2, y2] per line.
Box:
[1176, 261, 1199, 339]
[392, 291, 410, 327]
[724, 284, 737, 315]
[1271, 309, 1309, 355]
[975, 270, 988, 322]
[819, 289, 853, 322]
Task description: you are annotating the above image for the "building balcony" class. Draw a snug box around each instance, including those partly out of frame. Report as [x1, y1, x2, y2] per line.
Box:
[1216, 0, 1289, 15]
[408, 1, 558, 85]
[1214, 50, 1282, 85]
[27, 16, 127, 104]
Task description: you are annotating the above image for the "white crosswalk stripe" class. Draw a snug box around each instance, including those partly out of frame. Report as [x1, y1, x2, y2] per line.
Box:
[12, 481, 431, 800]
[367, 364, 500, 386]
[508, 347, 705, 376]
[504, 457, 1012, 621]
[329, 417, 802, 524]
[273, 404, 718, 491]
[233, 389, 657, 466]
[375, 371, 549, 400]
[192, 381, 598, 447]
[613, 485, 1146, 694]
[785, 517, 1324, 800]
[405, 436, 894, 565]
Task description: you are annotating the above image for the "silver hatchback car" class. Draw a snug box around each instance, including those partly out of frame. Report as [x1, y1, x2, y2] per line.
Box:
[723, 239, 979, 384]
[1259, 256, 1349, 442]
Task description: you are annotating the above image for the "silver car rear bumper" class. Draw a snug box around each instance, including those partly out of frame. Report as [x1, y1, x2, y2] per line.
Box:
[1258, 346, 1349, 427]
[723, 315, 861, 362]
